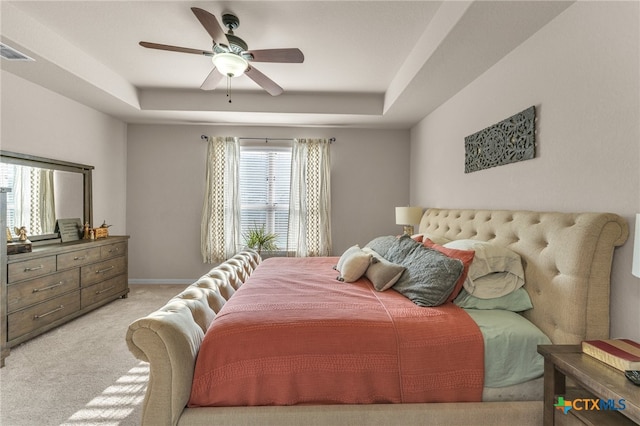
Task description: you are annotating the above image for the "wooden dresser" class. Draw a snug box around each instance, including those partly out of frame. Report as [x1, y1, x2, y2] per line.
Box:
[2, 236, 129, 365]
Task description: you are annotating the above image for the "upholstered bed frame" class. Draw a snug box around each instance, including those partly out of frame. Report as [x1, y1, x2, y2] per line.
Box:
[126, 208, 628, 426]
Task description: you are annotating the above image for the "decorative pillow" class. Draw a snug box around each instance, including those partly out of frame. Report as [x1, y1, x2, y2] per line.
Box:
[443, 239, 525, 299]
[364, 235, 398, 258]
[385, 235, 464, 307]
[335, 245, 361, 271]
[383, 235, 419, 265]
[470, 272, 527, 299]
[362, 248, 406, 291]
[454, 288, 533, 311]
[423, 239, 475, 302]
[335, 246, 372, 283]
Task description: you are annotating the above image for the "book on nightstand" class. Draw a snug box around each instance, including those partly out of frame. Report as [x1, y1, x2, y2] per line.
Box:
[582, 338, 640, 371]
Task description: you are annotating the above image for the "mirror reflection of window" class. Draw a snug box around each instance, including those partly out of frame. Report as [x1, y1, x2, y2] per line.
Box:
[0, 163, 56, 237]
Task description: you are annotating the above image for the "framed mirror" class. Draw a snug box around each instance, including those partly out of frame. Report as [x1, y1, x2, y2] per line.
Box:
[0, 150, 93, 243]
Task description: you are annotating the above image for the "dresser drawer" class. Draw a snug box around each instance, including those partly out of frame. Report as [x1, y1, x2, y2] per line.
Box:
[8, 291, 80, 341]
[7, 269, 80, 313]
[80, 256, 127, 287]
[8, 256, 57, 283]
[81, 275, 127, 308]
[57, 247, 101, 270]
[100, 242, 126, 260]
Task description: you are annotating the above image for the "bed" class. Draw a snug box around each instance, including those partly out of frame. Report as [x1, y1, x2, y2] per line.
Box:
[126, 208, 628, 426]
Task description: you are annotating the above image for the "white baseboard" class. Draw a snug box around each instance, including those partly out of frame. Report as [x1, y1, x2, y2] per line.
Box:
[128, 279, 194, 285]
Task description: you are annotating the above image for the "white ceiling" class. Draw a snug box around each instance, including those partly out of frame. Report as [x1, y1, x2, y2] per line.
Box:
[1, 1, 573, 129]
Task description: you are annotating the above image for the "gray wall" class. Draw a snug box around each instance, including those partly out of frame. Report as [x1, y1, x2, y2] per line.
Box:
[126, 124, 410, 282]
[409, 2, 640, 341]
[1, 71, 128, 237]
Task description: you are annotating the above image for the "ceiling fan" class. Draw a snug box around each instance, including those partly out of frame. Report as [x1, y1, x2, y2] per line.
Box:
[139, 7, 304, 97]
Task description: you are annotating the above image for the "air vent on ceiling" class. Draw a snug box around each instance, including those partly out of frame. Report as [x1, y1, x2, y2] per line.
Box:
[0, 43, 35, 61]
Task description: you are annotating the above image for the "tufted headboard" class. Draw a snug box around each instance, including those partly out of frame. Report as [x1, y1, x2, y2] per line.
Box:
[419, 208, 628, 344]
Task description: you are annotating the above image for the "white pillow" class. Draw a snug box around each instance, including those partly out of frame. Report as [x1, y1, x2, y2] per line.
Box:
[336, 246, 372, 283]
[335, 245, 361, 271]
[443, 239, 524, 299]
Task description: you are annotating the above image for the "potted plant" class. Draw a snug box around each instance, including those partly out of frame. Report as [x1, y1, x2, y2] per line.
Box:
[243, 223, 278, 255]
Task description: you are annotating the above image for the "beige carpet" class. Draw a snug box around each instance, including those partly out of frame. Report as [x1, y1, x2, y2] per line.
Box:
[0, 284, 186, 426]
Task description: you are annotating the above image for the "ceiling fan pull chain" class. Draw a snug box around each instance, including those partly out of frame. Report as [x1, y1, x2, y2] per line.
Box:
[226, 76, 232, 103]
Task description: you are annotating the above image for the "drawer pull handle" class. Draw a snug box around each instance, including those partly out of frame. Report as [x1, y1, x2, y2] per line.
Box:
[33, 282, 64, 293]
[24, 265, 44, 272]
[96, 286, 115, 295]
[96, 266, 115, 274]
[74, 256, 87, 261]
[108, 248, 119, 253]
[34, 305, 64, 319]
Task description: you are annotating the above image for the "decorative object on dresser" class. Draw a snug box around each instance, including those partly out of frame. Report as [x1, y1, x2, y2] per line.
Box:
[55, 218, 83, 243]
[464, 106, 536, 173]
[7, 225, 33, 254]
[395, 206, 423, 235]
[94, 221, 112, 239]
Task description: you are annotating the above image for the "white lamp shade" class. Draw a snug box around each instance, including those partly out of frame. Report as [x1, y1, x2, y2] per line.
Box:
[395, 206, 423, 226]
[633, 214, 640, 278]
[212, 53, 248, 77]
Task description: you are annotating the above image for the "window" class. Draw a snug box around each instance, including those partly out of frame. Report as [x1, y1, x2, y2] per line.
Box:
[201, 136, 331, 262]
[0, 163, 17, 232]
[0, 163, 56, 237]
[239, 146, 292, 251]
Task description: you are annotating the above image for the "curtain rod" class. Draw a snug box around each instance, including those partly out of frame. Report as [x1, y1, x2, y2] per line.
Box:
[200, 135, 335, 143]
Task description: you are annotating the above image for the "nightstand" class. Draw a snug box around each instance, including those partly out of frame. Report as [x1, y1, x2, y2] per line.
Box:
[538, 345, 640, 425]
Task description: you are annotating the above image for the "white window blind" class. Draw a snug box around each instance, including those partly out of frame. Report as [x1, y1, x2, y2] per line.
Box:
[239, 146, 292, 251]
[0, 163, 18, 233]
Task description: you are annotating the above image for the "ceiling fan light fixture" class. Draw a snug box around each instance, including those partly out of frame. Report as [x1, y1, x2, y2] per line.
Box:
[212, 53, 248, 77]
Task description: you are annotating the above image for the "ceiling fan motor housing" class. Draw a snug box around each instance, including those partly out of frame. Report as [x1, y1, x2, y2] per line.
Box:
[212, 14, 248, 54]
[222, 14, 239, 31]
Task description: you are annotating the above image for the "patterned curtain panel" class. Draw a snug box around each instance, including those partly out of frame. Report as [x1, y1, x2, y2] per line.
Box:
[39, 169, 56, 234]
[288, 138, 332, 257]
[201, 136, 240, 263]
[12, 166, 50, 235]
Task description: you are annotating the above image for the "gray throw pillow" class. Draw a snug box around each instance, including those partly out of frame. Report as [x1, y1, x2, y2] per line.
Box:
[362, 248, 406, 291]
[364, 235, 398, 258]
[386, 236, 463, 307]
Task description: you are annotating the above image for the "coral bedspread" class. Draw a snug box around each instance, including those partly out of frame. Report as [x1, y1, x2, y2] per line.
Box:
[189, 257, 484, 407]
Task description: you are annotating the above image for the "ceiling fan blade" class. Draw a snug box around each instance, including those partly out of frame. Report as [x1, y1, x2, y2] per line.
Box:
[139, 41, 212, 56]
[245, 66, 284, 96]
[191, 7, 229, 48]
[246, 48, 304, 63]
[200, 68, 224, 91]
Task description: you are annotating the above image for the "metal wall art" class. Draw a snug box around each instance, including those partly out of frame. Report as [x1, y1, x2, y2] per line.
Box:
[464, 106, 536, 173]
